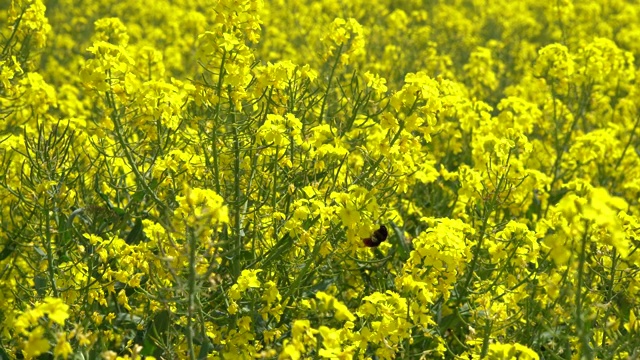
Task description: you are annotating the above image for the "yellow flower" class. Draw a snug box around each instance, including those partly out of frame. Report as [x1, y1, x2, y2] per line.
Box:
[22, 326, 50, 358]
[54, 333, 73, 359]
[339, 204, 360, 228]
[486, 342, 539, 360]
[238, 269, 262, 289]
[624, 310, 638, 333]
[41, 297, 70, 325]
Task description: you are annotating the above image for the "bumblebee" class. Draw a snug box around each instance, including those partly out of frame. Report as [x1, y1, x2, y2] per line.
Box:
[362, 225, 388, 247]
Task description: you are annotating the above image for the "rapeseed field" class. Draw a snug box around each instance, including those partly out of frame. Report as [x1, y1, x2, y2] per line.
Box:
[1, 0, 640, 358]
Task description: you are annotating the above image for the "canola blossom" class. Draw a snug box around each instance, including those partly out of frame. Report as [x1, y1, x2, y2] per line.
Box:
[1, 0, 640, 358]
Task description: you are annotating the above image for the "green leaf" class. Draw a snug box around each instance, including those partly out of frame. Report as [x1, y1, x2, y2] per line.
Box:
[142, 309, 171, 357]
[125, 218, 144, 245]
[390, 220, 410, 260]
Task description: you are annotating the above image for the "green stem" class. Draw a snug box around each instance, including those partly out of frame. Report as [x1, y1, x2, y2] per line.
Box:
[231, 102, 242, 278]
[600, 248, 617, 349]
[480, 318, 492, 358]
[186, 227, 197, 360]
[211, 51, 227, 196]
[44, 196, 59, 297]
[576, 221, 593, 360]
[318, 44, 344, 123]
[109, 92, 168, 214]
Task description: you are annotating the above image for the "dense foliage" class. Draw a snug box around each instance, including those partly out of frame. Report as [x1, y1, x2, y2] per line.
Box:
[1, 0, 640, 358]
